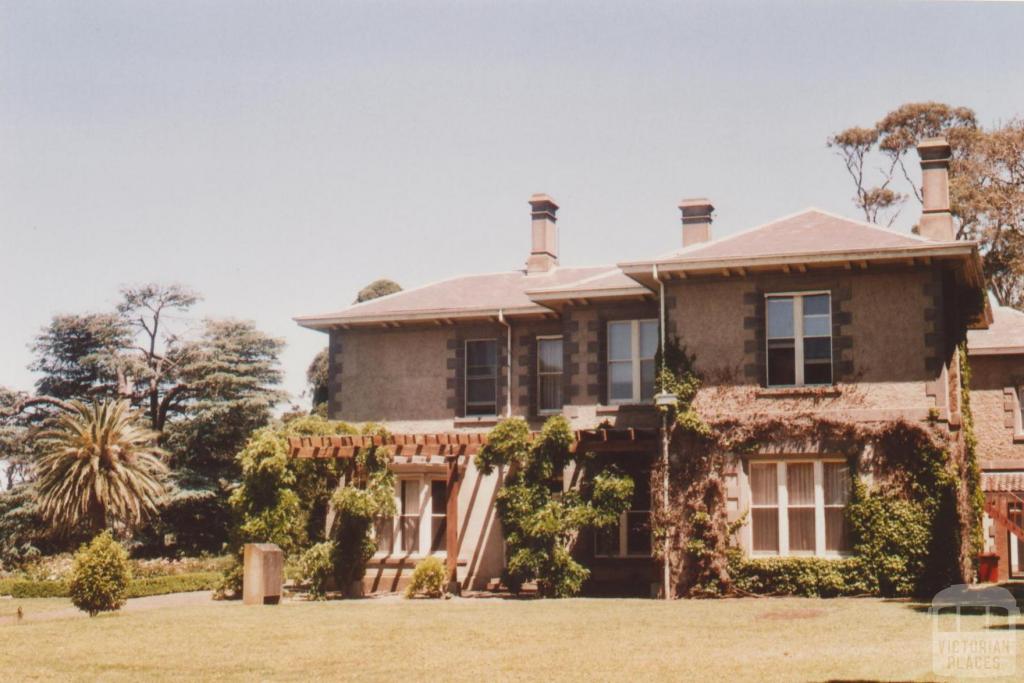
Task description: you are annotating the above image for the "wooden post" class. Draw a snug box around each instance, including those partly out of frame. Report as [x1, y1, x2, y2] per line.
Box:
[446, 456, 461, 595]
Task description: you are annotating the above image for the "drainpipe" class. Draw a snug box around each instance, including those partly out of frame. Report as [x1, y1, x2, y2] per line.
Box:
[498, 309, 512, 417]
[655, 264, 671, 601]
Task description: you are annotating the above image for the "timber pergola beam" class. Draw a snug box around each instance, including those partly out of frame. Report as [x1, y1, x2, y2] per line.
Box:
[285, 428, 660, 460]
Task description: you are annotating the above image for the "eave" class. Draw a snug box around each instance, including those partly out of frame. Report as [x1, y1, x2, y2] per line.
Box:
[293, 304, 555, 331]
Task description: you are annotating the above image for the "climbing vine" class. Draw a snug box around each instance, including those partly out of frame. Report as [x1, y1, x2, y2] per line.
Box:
[653, 335, 981, 599]
[477, 416, 633, 597]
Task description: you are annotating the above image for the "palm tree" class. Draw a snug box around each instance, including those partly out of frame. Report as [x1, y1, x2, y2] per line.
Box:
[35, 400, 168, 535]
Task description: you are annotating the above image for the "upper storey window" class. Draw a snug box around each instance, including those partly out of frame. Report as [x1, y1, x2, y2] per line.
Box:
[766, 293, 832, 387]
[608, 320, 658, 404]
[465, 339, 498, 415]
[537, 336, 564, 414]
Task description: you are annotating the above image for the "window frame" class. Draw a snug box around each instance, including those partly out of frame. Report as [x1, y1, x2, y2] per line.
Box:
[464, 338, 499, 416]
[595, 464, 653, 559]
[607, 319, 659, 405]
[764, 291, 833, 388]
[748, 459, 850, 558]
[536, 335, 564, 415]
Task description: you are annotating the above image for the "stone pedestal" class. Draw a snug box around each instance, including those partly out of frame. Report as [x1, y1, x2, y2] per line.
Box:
[243, 543, 284, 605]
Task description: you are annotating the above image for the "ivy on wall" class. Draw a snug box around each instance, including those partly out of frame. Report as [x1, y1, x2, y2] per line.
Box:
[654, 337, 981, 599]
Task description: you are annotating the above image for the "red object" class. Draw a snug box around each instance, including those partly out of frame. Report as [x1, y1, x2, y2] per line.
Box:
[978, 553, 1000, 583]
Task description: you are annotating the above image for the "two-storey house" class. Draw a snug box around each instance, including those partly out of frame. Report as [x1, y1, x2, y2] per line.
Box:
[294, 138, 1006, 595]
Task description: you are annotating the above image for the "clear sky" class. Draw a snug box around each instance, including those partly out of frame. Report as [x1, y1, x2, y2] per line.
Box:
[2, 1, 1022, 407]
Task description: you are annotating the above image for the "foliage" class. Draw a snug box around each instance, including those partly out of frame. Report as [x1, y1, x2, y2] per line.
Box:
[478, 416, 633, 598]
[829, 103, 1024, 308]
[845, 482, 930, 597]
[306, 348, 330, 409]
[959, 345, 985, 563]
[69, 531, 132, 616]
[0, 571, 221, 599]
[123, 572, 221, 598]
[354, 278, 402, 304]
[405, 556, 447, 598]
[35, 400, 168, 535]
[299, 542, 336, 600]
[29, 313, 133, 404]
[729, 555, 872, 598]
[328, 434, 395, 594]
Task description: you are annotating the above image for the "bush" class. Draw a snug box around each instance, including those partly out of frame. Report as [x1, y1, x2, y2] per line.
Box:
[123, 572, 221, 598]
[0, 578, 70, 598]
[405, 556, 447, 598]
[69, 532, 132, 616]
[847, 485, 930, 597]
[0, 572, 220, 599]
[299, 542, 336, 600]
[729, 555, 873, 598]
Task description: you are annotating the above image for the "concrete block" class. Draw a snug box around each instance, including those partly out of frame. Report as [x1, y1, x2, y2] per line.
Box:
[243, 543, 284, 605]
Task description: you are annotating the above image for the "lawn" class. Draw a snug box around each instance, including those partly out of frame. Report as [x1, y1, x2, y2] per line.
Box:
[0, 595, 1020, 681]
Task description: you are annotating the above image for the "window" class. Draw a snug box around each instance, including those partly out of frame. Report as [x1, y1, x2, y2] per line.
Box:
[430, 479, 447, 552]
[537, 336, 564, 414]
[465, 339, 498, 415]
[766, 292, 832, 387]
[608, 320, 658, 403]
[376, 476, 449, 555]
[595, 462, 652, 557]
[749, 460, 850, 557]
[1018, 387, 1024, 433]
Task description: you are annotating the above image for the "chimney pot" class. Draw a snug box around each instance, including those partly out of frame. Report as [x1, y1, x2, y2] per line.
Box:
[679, 198, 714, 247]
[527, 193, 559, 273]
[916, 138, 954, 241]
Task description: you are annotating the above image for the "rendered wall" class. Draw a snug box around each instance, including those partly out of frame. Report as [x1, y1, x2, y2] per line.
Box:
[970, 354, 1024, 464]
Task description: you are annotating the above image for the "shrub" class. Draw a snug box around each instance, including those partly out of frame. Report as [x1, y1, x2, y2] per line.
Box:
[69, 532, 133, 616]
[0, 578, 70, 598]
[123, 572, 221, 598]
[299, 542, 336, 600]
[847, 484, 930, 597]
[405, 556, 447, 598]
[729, 555, 872, 597]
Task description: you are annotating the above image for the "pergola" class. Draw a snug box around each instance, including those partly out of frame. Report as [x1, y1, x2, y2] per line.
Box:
[287, 428, 658, 591]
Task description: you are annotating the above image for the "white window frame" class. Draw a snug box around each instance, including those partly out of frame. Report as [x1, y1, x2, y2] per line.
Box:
[464, 338, 498, 416]
[537, 335, 564, 415]
[607, 319, 658, 405]
[748, 459, 850, 558]
[765, 291, 832, 388]
[376, 474, 448, 558]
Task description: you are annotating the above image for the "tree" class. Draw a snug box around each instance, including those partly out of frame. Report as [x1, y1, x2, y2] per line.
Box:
[476, 416, 633, 597]
[829, 102, 1024, 308]
[306, 348, 329, 410]
[354, 278, 401, 304]
[34, 400, 168, 535]
[29, 314, 132, 403]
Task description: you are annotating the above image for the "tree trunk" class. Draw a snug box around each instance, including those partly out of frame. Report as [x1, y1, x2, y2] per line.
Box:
[92, 502, 107, 536]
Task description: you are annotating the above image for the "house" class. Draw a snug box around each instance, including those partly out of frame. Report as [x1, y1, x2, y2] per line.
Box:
[293, 137, 1008, 596]
[968, 303, 1024, 580]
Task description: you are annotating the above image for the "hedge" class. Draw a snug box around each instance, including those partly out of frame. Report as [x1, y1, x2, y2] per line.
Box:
[729, 556, 875, 597]
[0, 572, 221, 600]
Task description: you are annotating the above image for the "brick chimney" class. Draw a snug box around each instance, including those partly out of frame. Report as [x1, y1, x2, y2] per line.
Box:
[917, 138, 954, 241]
[679, 198, 714, 247]
[527, 193, 559, 273]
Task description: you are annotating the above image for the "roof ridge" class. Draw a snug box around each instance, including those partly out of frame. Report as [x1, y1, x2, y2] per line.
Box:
[654, 207, 826, 260]
[527, 266, 625, 292]
[802, 206, 937, 244]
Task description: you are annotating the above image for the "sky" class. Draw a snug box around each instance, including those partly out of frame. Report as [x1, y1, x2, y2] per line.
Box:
[2, 0, 1023, 407]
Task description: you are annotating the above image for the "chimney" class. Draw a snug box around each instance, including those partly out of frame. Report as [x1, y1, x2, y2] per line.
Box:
[679, 198, 714, 247]
[917, 138, 954, 241]
[527, 193, 559, 273]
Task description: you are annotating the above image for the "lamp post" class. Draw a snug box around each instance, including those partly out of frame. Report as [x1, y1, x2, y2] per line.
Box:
[654, 391, 678, 600]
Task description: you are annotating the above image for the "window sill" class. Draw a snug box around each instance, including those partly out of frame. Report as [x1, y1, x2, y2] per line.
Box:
[1013, 433, 1024, 445]
[755, 386, 841, 399]
[454, 416, 501, 428]
[597, 403, 656, 415]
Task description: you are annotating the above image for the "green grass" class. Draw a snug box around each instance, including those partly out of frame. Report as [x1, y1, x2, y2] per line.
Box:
[0, 596, 1021, 681]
